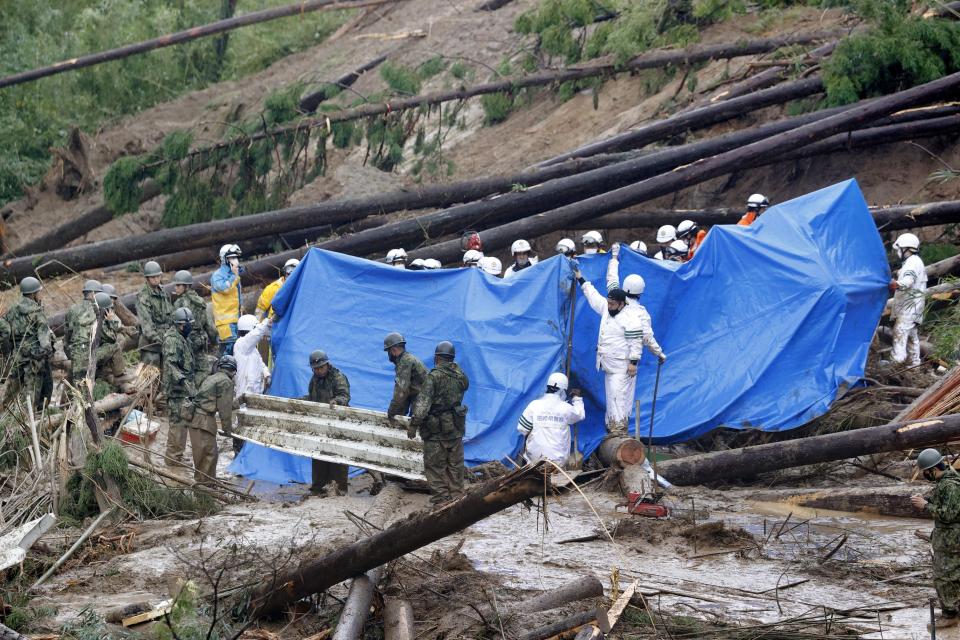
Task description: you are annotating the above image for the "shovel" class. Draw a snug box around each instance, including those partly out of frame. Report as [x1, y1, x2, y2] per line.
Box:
[565, 278, 584, 470]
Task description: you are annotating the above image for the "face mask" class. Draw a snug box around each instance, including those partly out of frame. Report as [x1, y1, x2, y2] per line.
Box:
[924, 469, 937, 482]
[179, 324, 192, 337]
[388, 352, 398, 363]
[516, 256, 529, 267]
[608, 305, 623, 317]
[583, 247, 598, 255]
[392, 263, 406, 269]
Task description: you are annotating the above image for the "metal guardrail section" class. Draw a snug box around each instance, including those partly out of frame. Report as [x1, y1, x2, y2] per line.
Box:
[235, 394, 426, 480]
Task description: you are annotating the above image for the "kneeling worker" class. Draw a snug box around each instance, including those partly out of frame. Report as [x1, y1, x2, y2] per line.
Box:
[409, 341, 469, 505]
[190, 355, 236, 484]
[517, 372, 585, 467]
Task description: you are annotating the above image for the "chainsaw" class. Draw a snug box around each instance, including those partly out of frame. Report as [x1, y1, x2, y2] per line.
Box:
[620, 491, 670, 518]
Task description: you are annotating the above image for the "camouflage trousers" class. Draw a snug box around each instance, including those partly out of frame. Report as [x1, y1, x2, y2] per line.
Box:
[189, 414, 219, 485]
[165, 397, 194, 464]
[70, 343, 124, 381]
[4, 359, 52, 411]
[423, 438, 464, 505]
[934, 530, 960, 615]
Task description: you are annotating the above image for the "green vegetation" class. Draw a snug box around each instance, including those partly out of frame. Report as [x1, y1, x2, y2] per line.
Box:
[0, 1, 351, 207]
[481, 92, 515, 125]
[823, 0, 960, 105]
[60, 441, 218, 523]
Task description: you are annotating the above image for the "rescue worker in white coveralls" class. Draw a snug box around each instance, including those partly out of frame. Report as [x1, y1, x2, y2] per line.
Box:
[572, 243, 666, 436]
[889, 233, 927, 366]
[517, 372, 585, 466]
[231, 314, 272, 453]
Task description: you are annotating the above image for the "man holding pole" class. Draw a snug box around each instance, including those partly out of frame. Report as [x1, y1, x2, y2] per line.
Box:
[572, 244, 665, 436]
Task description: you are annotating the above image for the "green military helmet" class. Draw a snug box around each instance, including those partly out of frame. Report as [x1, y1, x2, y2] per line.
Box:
[20, 277, 42, 295]
[94, 292, 113, 310]
[918, 448, 945, 470]
[218, 354, 238, 372]
[143, 261, 163, 277]
[435, 340, 455, 359]
[82, 279, 103, 294]
[172, 307, 194, 324]
[173, 270, 193, 286]
[309, 350, 329, 367]
[383, 332, 405, 351]
[102, 283, 119, 299]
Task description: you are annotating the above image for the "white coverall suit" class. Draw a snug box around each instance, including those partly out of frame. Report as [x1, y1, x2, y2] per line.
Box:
[517, 391, 585, 466]
[582, 257, 664, 435]
[233, 317, 272, 401]
[891, 253, 927, 366]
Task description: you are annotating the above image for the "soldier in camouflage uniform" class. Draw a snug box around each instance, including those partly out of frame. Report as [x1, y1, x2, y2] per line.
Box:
[913, 448, 960, 631]
[383, 332, 427, 420]
[302, 350, 350, 406]
[4, 277, 53, 410]
[190, 355, 236, 484]
[136, 261, 173, 366]
[409, 341, 469, 505]
[172, 270, 217, 385]
[162, 307, 196, 465]
[92, 293, 126, 380]
[64, 280, 101, 381]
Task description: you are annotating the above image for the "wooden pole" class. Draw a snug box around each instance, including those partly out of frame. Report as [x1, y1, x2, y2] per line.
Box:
[657, 413, 960, 486]
[249, 464, 546, 617]
[0, 0, 400, 89]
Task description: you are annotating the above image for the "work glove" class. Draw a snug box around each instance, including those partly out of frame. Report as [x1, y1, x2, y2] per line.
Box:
[406, 424, 418, 439]
[627, 363, 638, 377]
[569, 258, 581, 280]
[611, 242, 620, 258]
[658, 352, 667, 364]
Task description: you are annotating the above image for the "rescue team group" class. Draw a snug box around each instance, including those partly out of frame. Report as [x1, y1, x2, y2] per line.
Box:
[0, 193, 953, 629]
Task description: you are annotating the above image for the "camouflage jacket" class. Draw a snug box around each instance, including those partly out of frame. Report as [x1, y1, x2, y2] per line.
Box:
[412, 361, 469, 440]
[100, 314, 123, 347]
[388, 350, 428, 416]
[195, 370, 234, 425]
[174, 290, 217, 353]
[136, 284, 173, 353]
[64, 299, 97, 354]
[4, 297, 52, 363]
[304, 365, 351, 406]
[0, 316, 11, 356]
[161, 326, 195, 398]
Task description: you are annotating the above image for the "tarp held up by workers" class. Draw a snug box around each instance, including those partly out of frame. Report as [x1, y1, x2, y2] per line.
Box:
[230, 179, 890, 484]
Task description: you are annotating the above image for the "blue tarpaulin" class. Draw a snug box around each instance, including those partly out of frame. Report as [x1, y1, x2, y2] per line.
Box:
[230, 179, 889, 483]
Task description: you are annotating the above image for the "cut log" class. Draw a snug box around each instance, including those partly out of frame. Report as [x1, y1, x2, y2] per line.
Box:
[657, 413, 960, 486]
[332, 484, 403, 640]
[0, 0, 400, 89]
[0, 623, 29, 640]
[518, 609, 600, 640]
[299, 55, 388, 113]
[383, 598, 415, 640]
[405, 71, 960, 263]
[597, 437, 646, 467]
[249, 463, 547, 617]
[750, 485, 927, 519]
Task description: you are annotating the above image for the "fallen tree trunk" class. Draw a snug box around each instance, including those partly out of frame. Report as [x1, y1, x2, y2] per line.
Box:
[383, 598, 415, 640]
[597, 437, 645, 467]
[707, 41, 837, 104]
[0, 0, 399, 89]
[299, 55, 388, 113]
[518, 610, 600, 640]
[8, 180, 162, 257]
[657, 413, 960, 486]
[168, 32, 838, 163]
[406, 80, 960, 263]
[3, 153, 633, 284]
[750, 485, 925, 519]
[249, 463, 547, 617]
[332, 483, 403, 640]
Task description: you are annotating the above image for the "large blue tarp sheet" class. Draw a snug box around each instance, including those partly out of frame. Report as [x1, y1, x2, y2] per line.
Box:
[230, 179, 889, 483]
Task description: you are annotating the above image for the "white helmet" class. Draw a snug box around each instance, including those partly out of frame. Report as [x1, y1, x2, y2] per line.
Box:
[463, 249, 483, 266]
[282, 258, 300, 276]
[623, 274, 645, 296]
[893, 233, 920, 257]
[666, 239, 689, 261]
[629, 240, 647, 256]
[219, 244, 242, 263]
[237, 314, 257, 333]
[555, 238, 576, 256]
[386, 248, 407, 264]
[676, 220, 697, 239]
[422, 258, 442, 270]
[581, 230, 603, 246]
[747, 193, 769, 210]
[511, 239, 532, 255]
[656, 225, 677, 244]
[409, 258, 426, 269]
[546, 372, 568, 392]
[479, 256, 502, 275]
